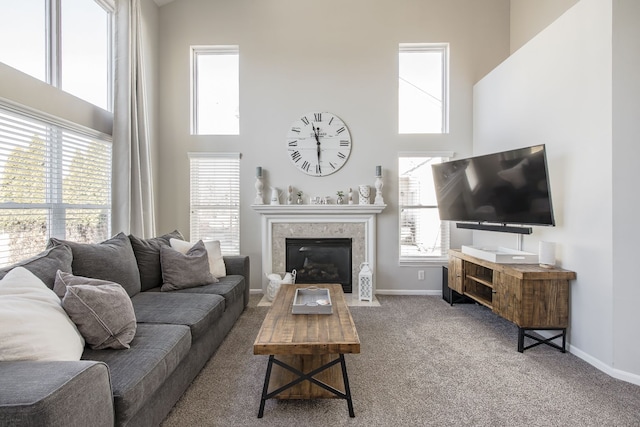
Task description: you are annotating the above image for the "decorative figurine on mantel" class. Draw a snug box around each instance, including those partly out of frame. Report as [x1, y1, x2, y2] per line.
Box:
[287, 185, 293, 205]
[374, 165, 384, 205]
[348, 187, 353, 204]
[254, 167, 264, 205]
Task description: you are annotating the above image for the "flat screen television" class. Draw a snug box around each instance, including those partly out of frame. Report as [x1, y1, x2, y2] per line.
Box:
[431, 144, 555, 230]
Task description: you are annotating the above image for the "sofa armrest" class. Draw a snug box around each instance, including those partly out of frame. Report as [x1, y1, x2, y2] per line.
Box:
[223, 255, 250, 307]
[0, 360, 114, 427]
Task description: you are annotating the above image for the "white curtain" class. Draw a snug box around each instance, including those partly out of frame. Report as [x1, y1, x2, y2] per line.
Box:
[112, 0, 156, 237]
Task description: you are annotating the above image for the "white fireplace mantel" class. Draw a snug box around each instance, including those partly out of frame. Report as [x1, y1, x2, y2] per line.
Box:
[251, 204, 386, 215]
[252, 204, 386, 294]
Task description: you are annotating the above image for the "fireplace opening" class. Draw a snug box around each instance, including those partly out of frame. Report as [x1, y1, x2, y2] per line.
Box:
[285, 238, 352, 293]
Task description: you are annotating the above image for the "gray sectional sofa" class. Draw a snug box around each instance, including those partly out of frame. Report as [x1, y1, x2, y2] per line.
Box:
[0, 231, 250, 427]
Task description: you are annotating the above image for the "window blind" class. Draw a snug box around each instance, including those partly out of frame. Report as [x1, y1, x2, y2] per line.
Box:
[0, 106, 112, 267]
[189, 152, 240, 255]
[398, 153, 451, 262]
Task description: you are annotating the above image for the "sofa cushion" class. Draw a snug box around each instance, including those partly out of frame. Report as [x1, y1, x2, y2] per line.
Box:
[170, 238, 226, 278]
[82, 323, 191, 426]
[0, 267, 84, 361]
[131, 292, 225, 341]
[147, 275, 245, 309]
[48, 232, 142, 297]
[55, 271, 137, 350]
[160, 240, 217, 291]
[0, 244, 73, 290]
[129, 230, 184, 291]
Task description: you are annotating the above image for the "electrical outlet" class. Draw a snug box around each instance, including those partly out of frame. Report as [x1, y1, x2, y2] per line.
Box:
[418, 270, 425, 280]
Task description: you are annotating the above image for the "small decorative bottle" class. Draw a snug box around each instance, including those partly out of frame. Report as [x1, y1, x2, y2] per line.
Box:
[296, 191, 304, 204]
[336, 191, 344, 205]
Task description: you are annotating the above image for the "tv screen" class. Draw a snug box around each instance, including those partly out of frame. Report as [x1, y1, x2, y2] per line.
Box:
[431, 144, 555, 226]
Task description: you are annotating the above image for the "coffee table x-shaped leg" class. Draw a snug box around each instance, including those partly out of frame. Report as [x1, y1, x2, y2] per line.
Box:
[257, 354, 355, 418]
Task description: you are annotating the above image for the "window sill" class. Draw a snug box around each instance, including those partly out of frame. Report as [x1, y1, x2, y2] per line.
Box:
[398, 257, 448, 267]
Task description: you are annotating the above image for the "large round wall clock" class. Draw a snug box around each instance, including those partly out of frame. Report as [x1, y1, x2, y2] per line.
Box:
[286, 112, 352, 176]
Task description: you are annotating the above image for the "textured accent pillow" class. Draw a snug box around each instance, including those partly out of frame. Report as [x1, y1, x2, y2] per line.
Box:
[0, 244, 73, 290]
[54, 271, 137, 350]
[0, 267, 84, 361]
[48, 232, 141, 297]
[160, 240, 217, 291]
[129, 230, 185, 291]
[170, 238, 226, 278]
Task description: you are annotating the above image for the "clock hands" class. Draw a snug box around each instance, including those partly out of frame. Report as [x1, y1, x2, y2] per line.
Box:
[312, 123, 322, 173]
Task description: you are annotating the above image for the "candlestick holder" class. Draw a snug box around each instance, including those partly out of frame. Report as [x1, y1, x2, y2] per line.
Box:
[374, 176, 384, 205]
[254, 177, 264, 204]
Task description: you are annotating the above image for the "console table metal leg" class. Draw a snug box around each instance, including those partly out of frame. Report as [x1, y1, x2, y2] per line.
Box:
[518, 328, 525, 353]
[258, 355, 275, 418]
[518, 328, 567, 353]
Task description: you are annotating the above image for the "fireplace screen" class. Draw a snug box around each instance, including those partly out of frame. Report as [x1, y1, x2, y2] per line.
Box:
[285, 238, 352, 293]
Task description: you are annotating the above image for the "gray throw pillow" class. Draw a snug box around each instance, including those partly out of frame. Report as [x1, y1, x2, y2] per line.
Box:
[160, 240, 217, 291]
[129, 230, 184, 291]
[55, 271, 137, 350]
[0, 245, 73, 290]
[48, 232, 141, 297]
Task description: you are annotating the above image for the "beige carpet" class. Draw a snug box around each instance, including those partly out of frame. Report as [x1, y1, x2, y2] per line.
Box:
[161, 294, 640, 426]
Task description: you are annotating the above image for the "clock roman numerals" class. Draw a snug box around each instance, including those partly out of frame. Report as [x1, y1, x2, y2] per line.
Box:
[286, 112, 351, 177]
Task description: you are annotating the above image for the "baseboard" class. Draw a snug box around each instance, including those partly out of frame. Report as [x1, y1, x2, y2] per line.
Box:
[569, 345, 640, 386]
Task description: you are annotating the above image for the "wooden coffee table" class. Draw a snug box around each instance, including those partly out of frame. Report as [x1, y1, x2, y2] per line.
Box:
[253, 283, 360, 418]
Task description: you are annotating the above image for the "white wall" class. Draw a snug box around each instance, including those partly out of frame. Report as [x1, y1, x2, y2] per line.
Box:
[509, 0, 578, 54]
[612, 0, 640, 380]
[474, 0, 640, 383]
[156, 0, 510, 293]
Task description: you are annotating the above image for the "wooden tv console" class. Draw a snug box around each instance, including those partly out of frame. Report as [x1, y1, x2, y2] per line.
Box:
[448, 249, 576, 352]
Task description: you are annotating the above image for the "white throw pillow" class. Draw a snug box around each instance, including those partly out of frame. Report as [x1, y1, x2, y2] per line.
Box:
[0, 267, 85, 361]
[170, 238, 226, 278]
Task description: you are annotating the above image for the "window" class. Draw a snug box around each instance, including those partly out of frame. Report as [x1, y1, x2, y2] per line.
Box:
[0, 103, 112, 267]
[398, 43, 448, 134]
[398, 152, 452, 263]
[189, 153, 240, 255]
[0, 0, 46, 81]
[0, 0, 113, 110]
[191, 46, 240, 135]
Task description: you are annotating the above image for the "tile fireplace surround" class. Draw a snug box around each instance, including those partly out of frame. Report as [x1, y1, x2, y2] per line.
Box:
[252, 205, 386, 294]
